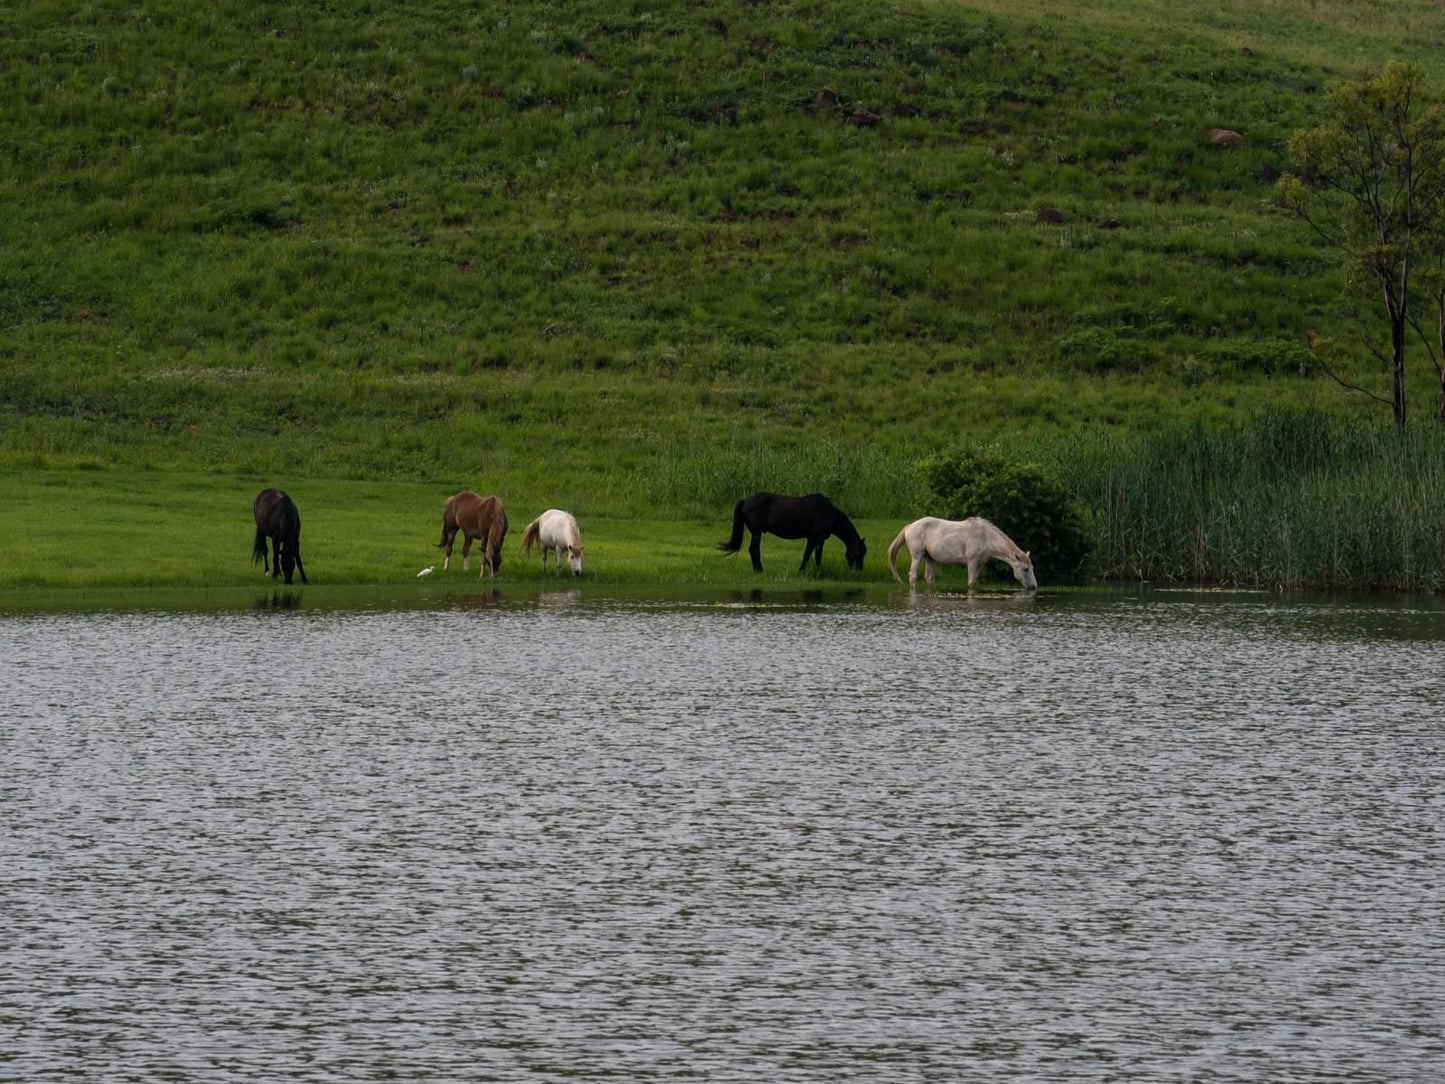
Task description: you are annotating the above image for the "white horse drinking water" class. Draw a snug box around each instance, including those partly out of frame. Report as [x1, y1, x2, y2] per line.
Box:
[521, 509, 585, 576]
[887, 516, 1037, 591]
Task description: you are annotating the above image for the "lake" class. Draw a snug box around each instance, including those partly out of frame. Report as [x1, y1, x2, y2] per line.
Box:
[3, 585, 1442, 1082]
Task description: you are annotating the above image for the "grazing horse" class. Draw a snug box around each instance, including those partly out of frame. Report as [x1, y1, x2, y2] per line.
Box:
[437, 492, 509, 578]
[718, 492, 867, 573]
[251, 488, 309, 585]
[887, 516, 1037, 591]
[521, 509, 584, 576]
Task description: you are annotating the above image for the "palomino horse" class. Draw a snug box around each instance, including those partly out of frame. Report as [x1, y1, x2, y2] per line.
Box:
[887, 516, 1037, 590]
[437, 492, 509, 578]
[521, 509, 584, 576]
[252, 488, 309, 585]
[718, 492, 867, 573]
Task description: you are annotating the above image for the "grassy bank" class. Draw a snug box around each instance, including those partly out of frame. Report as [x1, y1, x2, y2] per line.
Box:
[0, 467, 901, 592]
[8, 0, 1445, 489]
[7, 409, 1444, 596]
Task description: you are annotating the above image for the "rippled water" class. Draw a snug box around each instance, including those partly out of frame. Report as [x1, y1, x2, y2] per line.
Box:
[3, 588, 1442, 1082]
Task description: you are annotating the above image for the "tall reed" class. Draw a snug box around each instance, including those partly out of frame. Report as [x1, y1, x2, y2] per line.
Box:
[647, 442, 917, 519]
[1046, 410, 1445, 591]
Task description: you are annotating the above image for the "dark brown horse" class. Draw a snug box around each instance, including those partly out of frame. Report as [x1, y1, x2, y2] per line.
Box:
[718, 492, 867, 573]
[252, 488, 309, 585]
[437, 491, 509, 578]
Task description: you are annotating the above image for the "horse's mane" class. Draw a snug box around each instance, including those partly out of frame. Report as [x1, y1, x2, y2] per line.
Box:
[488, 503, 508, 543]
[976, 517, 1026, 560]
[826, 501, 862, 544]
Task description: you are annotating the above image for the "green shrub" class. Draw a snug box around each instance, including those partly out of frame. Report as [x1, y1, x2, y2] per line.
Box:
[1054, 326, 1151, 372]
[916, 445, 1093, 579]
[1204, 338, 1313, 376]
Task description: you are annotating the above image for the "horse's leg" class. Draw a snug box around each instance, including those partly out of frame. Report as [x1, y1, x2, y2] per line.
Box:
[908, 550, 921, 586]
[966, 557, 981, 589]
[813, 538, 825, 570]
[798, 539, 814, 572]
[748, 530, 763, 572]
[441, 525, 455, 571]
[269, 536, 281, 579]
[461, 534, 473, 573]
[926, 556, 938, 586]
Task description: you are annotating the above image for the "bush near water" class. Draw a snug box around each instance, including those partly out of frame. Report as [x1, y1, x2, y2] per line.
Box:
[917, 447, 1093, 581]
[6, 1, 1445, 590]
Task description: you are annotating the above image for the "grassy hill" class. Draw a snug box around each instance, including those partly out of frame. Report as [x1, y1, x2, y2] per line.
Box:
[6, 0, 1445, 521]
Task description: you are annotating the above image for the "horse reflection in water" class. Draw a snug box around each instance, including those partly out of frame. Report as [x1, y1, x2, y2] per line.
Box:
[253, 590, 302, 610]
[437, 491, 508, 578]
[887, 516, 1036, 591]
[718, 492, 867, 573]
[252, 488, 308, 585]
[443, 588, 503, 609]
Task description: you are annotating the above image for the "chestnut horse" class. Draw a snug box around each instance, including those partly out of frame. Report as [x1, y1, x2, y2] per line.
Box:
[252, 488, 309, 585]
[437, 492, 509, 578]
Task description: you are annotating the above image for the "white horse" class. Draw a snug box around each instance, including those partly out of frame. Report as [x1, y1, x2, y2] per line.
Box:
[887, 516, 1037, 591]
[521, 509, 584, 576]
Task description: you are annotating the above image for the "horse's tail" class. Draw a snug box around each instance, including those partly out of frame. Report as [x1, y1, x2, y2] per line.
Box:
[435, 500, 453, 548]
[887, 527, 909, 584]
[521, 516, 541, 556]
[717, 500, 746, 555]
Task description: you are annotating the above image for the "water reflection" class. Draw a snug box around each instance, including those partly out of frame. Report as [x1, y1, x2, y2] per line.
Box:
[718, 586, 868, 607]
[438, 587, 504, 609]
[252, 589, 303, 610]
[892, 585, 1040, 611]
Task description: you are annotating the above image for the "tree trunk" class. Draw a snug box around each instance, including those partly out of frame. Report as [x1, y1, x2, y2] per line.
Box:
[1391, 295, 1408, 427]
[1438, 304, 1445, 422]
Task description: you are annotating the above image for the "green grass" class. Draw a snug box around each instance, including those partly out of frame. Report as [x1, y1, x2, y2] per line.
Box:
[0, 467, 899, 591]
[6, 2, 1445, 598]
[8, 0, 1445, 486]
[7, 409, 1444, 595]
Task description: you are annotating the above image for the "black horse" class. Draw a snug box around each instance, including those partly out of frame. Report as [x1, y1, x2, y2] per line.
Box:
[252, 488, 309, 585]
[718, 492, 867, 573]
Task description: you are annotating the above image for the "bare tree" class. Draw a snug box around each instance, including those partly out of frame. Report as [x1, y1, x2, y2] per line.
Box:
[1278, 61, 1445, 426]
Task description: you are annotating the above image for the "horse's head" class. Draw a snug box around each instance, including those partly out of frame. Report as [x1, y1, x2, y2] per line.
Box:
[1012, 550, 1038, 591]
[568, 544, 584, 577]
[846, 537, 867, 571]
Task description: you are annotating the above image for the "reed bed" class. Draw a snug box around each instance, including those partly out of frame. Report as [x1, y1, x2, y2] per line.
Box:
[1047, 411, 1445, 591]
